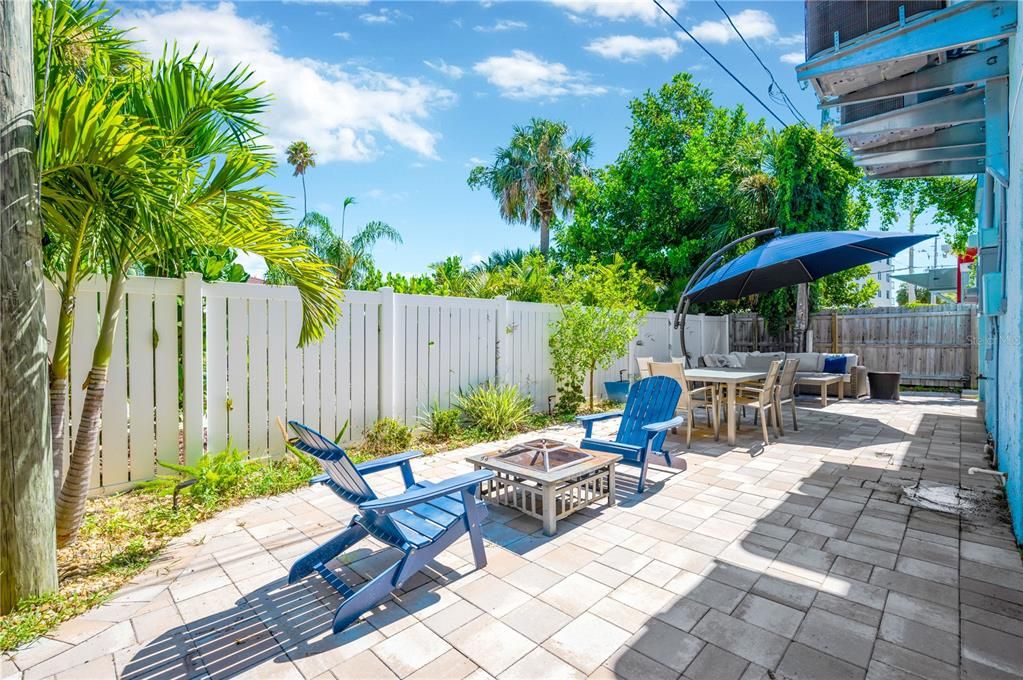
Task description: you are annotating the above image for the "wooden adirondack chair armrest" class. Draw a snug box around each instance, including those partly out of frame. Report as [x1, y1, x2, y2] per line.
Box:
[309, 473, 329, 486]
[359, 470, 496, 515]
[642, 416, 685, 434]
[356, 450, 424, 488]
[576, 410, 624, 437]
[356, 450, 423, 474]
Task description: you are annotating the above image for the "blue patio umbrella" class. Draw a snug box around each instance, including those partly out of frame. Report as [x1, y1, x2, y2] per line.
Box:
[686, 230, 931, 304]
[674, 229, 931, 363]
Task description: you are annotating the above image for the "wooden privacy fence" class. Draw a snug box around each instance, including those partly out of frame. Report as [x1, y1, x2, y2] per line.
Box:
[45, 274, 728, 495]
[729, 304, 978, 388]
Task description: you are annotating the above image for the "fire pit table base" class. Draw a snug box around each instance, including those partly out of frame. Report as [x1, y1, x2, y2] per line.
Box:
[467, 444, 621, 536]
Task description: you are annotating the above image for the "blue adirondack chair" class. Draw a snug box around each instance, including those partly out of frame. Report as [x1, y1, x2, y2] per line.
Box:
[286, 421, 495, 633]
[577, 376, 684, 493]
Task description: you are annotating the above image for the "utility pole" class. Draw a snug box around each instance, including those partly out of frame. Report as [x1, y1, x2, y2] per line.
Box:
[0, 0, 59, 613]
[906, 211, 916, 302]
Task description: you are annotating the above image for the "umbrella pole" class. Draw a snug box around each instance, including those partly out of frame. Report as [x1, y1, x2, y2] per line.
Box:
[674, 228, 780, 367]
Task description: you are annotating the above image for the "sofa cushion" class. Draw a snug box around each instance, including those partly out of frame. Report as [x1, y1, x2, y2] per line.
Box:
[745, 352, 785, 370]
[702, 353, 730, 368]
[726, 352, 746, 368]
[842, 354, 859, 374]
[823, 355, 847, 374]
[788, 352, 824, 372]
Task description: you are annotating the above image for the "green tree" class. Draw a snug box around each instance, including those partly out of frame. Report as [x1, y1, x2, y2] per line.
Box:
[862, 177, 977, 253]
[340, 195, 356, 240]
[558, 74, 768, 308]
[547, 258, 654, 413]
[468, 118, 593, 255]
[37, 0, 341, 545]
[266, 211, 402, 289]
[286, 140, 316, 219]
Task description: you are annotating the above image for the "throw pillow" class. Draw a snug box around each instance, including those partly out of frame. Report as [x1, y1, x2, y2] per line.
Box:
[823, 355, 847, 374]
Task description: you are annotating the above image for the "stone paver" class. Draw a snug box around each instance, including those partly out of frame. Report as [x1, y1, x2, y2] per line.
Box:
[6, 396, 1023, 680]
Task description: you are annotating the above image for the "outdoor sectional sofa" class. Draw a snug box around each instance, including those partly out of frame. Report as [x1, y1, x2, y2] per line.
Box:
[701, 350, 869, 399]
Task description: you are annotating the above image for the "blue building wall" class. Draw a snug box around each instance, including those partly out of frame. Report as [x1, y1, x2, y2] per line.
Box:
[991, 30, 1023, 542]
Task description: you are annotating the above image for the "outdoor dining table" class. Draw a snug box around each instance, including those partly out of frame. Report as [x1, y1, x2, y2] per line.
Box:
[684, 367, 768, 445]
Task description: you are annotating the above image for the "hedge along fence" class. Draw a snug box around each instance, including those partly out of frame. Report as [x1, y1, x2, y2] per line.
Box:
[45, 275, 728, 495]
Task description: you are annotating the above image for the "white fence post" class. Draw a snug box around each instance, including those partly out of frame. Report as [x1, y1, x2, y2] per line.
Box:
[379, 287, 397, 419]
[182, 272, 203, 465]
[495, 295, 509, 384]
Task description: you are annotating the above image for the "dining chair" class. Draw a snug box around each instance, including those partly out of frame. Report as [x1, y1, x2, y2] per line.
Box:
[733, 360, 782, 444]
[649, 361, 718, 445]
[774, 358, 800, 434]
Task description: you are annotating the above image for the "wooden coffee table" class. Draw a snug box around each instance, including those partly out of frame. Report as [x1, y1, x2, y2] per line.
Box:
[796, 373, 845, 406]
[466, 439, 621, 535]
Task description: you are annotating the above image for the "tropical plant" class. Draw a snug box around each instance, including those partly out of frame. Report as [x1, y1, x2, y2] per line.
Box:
[421, 403, 461, 441]
[361, 418, 413, 457]
[36, 0, 342, 546]
[340, 195, 356, 240]
[468, 118, 593, 254]
[286, 140, 316, 219]
[154, 446, 249, 506]
[265, 211, 402, 289]
[455, 384, 533, 437]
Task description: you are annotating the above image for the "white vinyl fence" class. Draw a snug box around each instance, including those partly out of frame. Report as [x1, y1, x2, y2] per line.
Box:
[45, 274, 727, 495]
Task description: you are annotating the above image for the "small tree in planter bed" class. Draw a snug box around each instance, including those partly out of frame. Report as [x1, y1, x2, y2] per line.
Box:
[548, 258, 652, 414]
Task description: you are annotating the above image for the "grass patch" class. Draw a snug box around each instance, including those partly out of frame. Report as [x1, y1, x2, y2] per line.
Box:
[0, 454, 319, 652]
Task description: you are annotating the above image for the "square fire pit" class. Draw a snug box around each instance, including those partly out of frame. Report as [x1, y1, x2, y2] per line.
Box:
[494, 439, 593, 472]
[466, 440, 620, 535]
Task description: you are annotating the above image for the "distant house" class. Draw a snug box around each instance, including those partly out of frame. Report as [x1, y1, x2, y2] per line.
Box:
[858, 259, 894, 307]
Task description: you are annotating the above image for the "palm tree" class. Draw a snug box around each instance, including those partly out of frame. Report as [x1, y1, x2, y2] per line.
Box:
[340, 195, 356, 240]
[266, 211, 402, 289]
[286, 140, 316, 219]
[467, 118, 593, 255]
[38, 2, 341, 545]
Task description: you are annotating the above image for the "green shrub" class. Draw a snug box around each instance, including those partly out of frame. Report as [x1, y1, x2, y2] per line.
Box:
[362, 418, 413, 456]
[421, 403, 462, 440]
[153, 446, 249, 506]
[456, 383, 533, 437]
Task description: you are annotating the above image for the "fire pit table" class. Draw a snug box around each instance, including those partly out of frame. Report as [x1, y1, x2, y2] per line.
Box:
[466, 439, 621, 535]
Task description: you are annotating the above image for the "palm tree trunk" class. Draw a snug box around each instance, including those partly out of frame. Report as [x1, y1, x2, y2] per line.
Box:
[301, 173, 308, 220]
[539, 211, 551, 255]
[48, 216, 89, 495]
[55, 266, 127, 547]
[0, 0, 58, 610]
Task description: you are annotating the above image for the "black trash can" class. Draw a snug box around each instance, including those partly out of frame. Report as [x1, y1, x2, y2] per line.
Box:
[868, 371, 901, 400]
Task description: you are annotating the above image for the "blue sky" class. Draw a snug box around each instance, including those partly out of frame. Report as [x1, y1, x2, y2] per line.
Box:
[114, 0, 956, 278]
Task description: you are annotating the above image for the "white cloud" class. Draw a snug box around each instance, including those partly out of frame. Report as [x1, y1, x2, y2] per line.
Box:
[776, 33, 805, 47]
[474, 19, 527, 32]
[546, 0, 681, 24]
[333, 31, 351, 40]
[473, 50, 607, 99]
[358, 7, 410, 24]
[466, 156, 486, 168]
[424, 59, 465, 79]
[780, 51, 804, 65]
[235, 251, 268, 279]
[116, 3, 453, 162]
[687, 9, 777, 44]
[586, 35, 680, 61]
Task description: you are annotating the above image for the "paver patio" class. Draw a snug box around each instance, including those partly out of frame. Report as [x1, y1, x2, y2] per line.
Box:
[5, 394, 1023, 680]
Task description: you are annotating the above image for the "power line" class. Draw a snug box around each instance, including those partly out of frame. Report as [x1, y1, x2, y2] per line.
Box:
[651, 0, 791, 128]
[712, 0, 809, 126]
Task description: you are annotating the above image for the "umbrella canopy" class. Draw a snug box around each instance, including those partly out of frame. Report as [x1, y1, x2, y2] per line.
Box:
[686, 230, 931, 304]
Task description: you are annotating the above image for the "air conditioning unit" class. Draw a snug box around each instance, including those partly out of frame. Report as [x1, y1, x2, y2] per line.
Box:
[804, 0, 947, 60]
